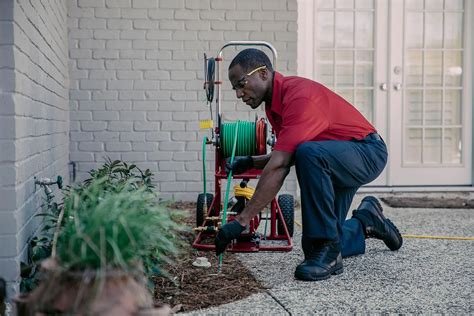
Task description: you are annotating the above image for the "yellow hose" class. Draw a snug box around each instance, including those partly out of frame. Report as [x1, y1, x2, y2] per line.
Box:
[401, 234, 474, 240]
[294, 220, 473, 240]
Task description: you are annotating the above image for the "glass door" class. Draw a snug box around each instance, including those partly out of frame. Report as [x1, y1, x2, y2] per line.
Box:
[298, 0, 472, 186]
[388, 0, 472, 185]
[298, 0, 388, 185]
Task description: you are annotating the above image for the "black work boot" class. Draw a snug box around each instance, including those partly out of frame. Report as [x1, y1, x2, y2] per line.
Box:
[295, 240, 343, 281]
[301, 237, 312, 259]
[352, 196, 403, 251]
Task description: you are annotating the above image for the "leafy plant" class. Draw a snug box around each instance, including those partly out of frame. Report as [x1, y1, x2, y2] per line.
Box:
[84, 157, 154, 193]
[57, 177, 185, 273]
[20, 186, 63, 293]
[20, 158, 183, 293]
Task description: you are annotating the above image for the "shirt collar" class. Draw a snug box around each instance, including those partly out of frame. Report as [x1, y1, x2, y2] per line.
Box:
[266, 71, 284, 114]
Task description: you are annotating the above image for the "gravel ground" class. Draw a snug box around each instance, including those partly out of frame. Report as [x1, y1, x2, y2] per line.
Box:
[183, 194, 474, 315]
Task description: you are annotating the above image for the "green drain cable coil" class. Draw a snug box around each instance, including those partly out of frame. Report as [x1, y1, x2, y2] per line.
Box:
[220, 121, 256, 158]
[200, 120, 256, 272]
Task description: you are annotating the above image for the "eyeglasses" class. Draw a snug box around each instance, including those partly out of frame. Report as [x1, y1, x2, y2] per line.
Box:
[232, 66, 267, 90]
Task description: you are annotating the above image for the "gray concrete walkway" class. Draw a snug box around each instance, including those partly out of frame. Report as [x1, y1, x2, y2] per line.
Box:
[184, 194, 474, 315]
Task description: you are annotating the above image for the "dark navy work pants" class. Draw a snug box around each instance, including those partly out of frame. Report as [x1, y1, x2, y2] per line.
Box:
[294, 135, 388, 257]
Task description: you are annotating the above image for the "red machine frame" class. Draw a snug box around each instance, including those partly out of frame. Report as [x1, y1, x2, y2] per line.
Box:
[192, 41, 293, 252]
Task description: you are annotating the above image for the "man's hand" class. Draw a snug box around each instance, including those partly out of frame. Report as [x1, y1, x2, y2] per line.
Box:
[224, 156, 253, 174]
[215, 220, 246, 255]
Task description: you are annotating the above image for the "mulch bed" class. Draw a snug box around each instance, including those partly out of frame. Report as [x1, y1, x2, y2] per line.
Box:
[381, 196, 474, 209]
[153, 202, 267, 313]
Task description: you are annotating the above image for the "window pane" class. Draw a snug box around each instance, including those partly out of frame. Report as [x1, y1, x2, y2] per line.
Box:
[355, 64, 373, 86]
[355, 12, 373, 48]
[425, 90, 442, 125]
[336, 51, 354, 85]
[355, 50, 373, 86]
[443, 128, 462, 164]
[317, 0, 334, 9]
[336, 0, 353, 9]
[406, 13, 423, 48]
[444, 13, 463, 48]
[425, 13, 443, 48]
[424, 128, 442, 163]
[355, 0, 373, 9]
[336, 12, 354, 48]
[316, 51, 334, 85]
[405, 128, 422, 163]
[445, 51, 463, 86]
[356, 50, 373, 62]
[317, 12, 335, 48]
[444, 90, 462, 125]
[355, 90, 373, 122]
[425, 0, 443, 10]
[406, 90, 423, 125]
[445, 0, 463, 10]
[406, 51, 423, 86]
[406, 0, 423, 10]
[425, 51, 442, 86]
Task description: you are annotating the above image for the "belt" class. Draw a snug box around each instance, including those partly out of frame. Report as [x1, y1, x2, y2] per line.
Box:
[364, 133, 382, 141]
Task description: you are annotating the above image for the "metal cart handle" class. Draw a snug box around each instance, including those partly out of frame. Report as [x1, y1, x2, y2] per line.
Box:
[214, 41, 278, 130]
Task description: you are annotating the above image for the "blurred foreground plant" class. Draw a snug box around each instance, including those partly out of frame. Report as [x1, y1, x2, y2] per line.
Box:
[20, 158, 185, 294]
[57, 177, 185, 273]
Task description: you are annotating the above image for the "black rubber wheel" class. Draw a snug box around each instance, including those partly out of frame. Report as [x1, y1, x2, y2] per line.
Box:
[196, 193, 213, 227]
[277, 194, 294, 237]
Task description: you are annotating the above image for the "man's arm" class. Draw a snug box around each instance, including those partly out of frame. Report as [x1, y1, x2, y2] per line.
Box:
[252, 152, 272, 169]
[236, 150, 293, 225]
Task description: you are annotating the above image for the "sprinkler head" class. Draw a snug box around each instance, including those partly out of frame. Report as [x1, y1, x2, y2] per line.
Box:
[192, 257, 211, 268]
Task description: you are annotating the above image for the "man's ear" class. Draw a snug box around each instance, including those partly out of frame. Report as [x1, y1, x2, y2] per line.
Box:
[259, 69, 270, 81]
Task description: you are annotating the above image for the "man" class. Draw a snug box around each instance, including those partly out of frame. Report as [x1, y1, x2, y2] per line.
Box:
[215, 48, 402, 281]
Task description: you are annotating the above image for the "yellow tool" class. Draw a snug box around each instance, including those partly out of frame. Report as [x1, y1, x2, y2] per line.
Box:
[199, 119, 213, 129]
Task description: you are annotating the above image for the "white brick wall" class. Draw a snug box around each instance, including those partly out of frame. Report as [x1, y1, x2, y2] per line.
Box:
[0, 0, 69, 296]
[68, 0, 298, 201]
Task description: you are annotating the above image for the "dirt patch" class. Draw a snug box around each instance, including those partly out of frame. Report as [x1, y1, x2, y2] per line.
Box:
[381, 196, 474, 209]
[153, 202, 266, 313]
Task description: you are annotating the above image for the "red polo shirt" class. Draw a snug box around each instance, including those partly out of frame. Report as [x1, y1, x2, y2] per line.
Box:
[265, 72, 376, 153]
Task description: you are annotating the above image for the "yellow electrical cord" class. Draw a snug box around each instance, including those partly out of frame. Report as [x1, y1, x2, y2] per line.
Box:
[233, 184, 255, 200]
[294, 220, 473, 240]
[401, 234, 474, 240]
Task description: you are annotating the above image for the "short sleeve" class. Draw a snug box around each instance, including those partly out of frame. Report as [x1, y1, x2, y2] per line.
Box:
[273, 96, 330, 153]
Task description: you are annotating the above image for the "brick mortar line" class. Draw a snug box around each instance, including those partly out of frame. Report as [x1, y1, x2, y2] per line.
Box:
[12, 45, 69, 88]
[20, 0, 68, 70]
[11, 20, 67, 81]
[14, 68, 69, 99]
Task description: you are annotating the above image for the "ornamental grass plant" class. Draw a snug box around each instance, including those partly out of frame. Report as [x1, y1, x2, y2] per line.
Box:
[17, 160, 186, 314]
[57, 177, 183, 271]
[57, 177, 185, 272]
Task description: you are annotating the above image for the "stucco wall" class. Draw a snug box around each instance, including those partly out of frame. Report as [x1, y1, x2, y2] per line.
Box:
[0, 0, 69, 296]
[68, 0, 298, 201]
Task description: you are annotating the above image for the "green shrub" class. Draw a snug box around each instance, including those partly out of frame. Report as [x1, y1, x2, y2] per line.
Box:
[84, 158, 154, 192]
[57, 177, 185, 272]
[21, 159, 185, 293]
